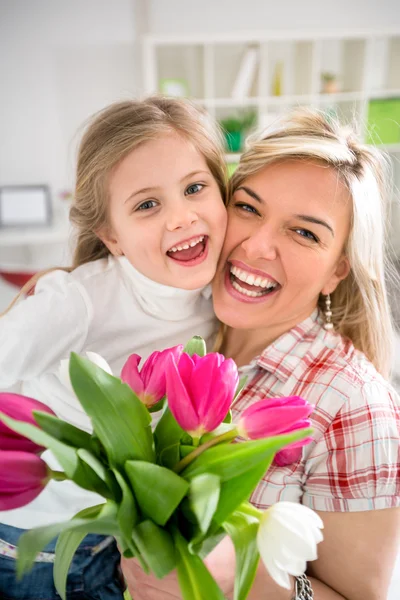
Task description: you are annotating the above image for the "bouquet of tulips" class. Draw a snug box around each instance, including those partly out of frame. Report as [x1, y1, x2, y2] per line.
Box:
[0, 337, 323, 600]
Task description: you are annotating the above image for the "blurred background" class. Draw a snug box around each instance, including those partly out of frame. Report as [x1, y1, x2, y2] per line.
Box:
[0, 1, 399, 594]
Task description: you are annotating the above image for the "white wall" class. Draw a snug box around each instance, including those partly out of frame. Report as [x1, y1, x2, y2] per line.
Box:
[149, 0, 400, 34]
[0, 0, 138, 206]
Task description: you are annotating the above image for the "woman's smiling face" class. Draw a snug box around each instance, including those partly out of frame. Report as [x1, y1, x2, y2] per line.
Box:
[212, 160, 352, 334]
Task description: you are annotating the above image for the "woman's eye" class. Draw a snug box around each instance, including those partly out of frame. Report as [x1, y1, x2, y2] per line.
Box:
[234, 202, 259, 215]
[136, 200, 157, 211]
[295, 228, 319, 242]
[185, 183, 204, 195]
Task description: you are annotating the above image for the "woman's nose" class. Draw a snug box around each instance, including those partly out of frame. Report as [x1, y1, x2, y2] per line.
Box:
[241, 226, 278, 261]
[165, 200, 198, 231]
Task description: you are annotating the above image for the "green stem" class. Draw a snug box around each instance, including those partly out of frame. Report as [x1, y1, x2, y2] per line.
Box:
[49, 469, 69, 482]
[238, 501, 263, 520]
[174, 427, 238, 474]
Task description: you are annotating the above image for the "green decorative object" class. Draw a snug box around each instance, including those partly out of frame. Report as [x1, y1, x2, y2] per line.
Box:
[366, 99, 400, 145]
[225, 131, 242, 153]
[220, 110, 257, 153]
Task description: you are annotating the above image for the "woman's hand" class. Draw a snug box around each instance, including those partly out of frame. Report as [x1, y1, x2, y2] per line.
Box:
[120, 535, 235, 600]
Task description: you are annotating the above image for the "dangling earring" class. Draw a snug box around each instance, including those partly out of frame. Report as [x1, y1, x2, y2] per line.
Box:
[323, 294, 334, 331]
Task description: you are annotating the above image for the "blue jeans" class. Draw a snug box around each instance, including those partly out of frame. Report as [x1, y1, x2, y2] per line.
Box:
[0, 523, 125, 600]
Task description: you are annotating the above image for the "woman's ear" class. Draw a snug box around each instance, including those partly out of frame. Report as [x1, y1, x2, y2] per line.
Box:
[96, 226, 123, 256]
[321, 255, 350, 296]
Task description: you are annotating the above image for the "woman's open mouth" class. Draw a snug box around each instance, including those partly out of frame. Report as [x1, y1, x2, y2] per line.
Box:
[166, 235, 208, 267]
[225, 263, 281, 302]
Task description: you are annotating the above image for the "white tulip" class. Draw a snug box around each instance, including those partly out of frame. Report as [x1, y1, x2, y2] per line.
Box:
[257, 501, 324, 589]
[59, 351, 113, 393]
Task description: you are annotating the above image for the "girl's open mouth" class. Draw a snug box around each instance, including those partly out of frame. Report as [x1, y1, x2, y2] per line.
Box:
[166, 235, 208, 266]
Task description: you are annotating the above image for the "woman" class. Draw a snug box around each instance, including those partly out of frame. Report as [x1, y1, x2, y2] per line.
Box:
[122, 108, 400, 599]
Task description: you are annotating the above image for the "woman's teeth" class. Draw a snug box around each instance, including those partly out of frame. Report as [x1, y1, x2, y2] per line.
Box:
[168, 235, 205, 253]
[230, 265, 278, 297]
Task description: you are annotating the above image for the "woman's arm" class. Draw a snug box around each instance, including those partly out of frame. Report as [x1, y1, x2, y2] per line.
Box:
[307, 508, 400, 600]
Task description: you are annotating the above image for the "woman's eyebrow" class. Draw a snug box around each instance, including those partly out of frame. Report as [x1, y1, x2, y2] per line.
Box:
[236, 186, 263, 203]
[294, 214, 334, 236]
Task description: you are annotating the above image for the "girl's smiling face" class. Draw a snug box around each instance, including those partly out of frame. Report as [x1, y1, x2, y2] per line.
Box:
[100, 131, 227, 289]
[212, 160, 352, 335]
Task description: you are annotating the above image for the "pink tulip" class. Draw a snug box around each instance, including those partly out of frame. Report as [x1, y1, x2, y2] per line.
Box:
[237, 396, 313, 439]
[121, 345, 183, 407]
[0, 451, 50, 510]
[165, 352, 239, 437]
[0, 393, 55, 453]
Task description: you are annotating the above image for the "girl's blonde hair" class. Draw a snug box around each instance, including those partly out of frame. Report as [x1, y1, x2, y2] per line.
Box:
[228, 108, 396, 377]
[3, 96, 228, 314]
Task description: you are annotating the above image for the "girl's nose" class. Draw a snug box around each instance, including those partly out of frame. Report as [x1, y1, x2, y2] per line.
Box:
[166, 202, 198, 231]
[241, 226, 278, 261]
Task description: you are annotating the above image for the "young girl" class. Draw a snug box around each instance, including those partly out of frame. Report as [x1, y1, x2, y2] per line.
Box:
[0, 96, 228, 599]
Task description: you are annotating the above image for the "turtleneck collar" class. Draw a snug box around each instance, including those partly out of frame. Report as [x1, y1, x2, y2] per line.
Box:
[117, 256, 212, 321]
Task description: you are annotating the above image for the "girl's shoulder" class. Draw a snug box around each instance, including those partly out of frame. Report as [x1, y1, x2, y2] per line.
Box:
[36, 256, 117, 294]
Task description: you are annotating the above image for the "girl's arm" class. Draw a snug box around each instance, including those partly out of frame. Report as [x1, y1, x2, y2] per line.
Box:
[0, 271, 90, 388]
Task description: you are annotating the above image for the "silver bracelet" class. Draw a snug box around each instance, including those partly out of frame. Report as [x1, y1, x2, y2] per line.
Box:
[292, 574, 314, 599]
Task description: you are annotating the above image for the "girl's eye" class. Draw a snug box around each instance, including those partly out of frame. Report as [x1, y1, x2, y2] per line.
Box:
[294, 228, 319, 242]
[185, 183, 204, 195]
[234, 202, 259, 215]
[136, 200, 158, 211]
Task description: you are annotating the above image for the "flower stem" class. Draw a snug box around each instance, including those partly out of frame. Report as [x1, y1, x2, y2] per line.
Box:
[239, 501, 263, 520]
[49, 469, 69, 481]
[174, 427, 238, 474]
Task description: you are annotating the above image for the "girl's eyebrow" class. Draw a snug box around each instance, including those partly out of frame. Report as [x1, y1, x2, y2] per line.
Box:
[236, 186, 334, 236]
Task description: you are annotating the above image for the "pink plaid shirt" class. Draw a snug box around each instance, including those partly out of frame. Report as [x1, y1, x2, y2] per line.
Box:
[232, 310, 400, 512]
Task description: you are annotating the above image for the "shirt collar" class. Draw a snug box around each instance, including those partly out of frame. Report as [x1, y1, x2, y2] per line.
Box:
[117, 256, 211, 321]
[255, 309, 325, 382]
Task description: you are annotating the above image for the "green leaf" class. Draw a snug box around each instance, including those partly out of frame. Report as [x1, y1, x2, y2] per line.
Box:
[159, 443, 181, 469]
[69, 353, 155, 466]
[223, 410, 232, 424]
[54, 530, 87, 600]
[131, 520, 177, 578]
[154, 406, 185, 461]
[112, 469, 138, 536]
[183, 336, 206, 357]
[148, 397, 165, 413]
[180, 445, 195, 459]
[173, 528, 226, 600]
[223, 512, 260, 600]
[211, 460, 272, 531]
[233, 375, 248, 403]
[189, 474, 220, 534]
[17, 501, 118, 580]
[182, 429, 313, 482]
[125, 460, 189, 526]
[33, 410, 93, 450]
[76, 448, 117, 499]
[112, 469, 149, 572]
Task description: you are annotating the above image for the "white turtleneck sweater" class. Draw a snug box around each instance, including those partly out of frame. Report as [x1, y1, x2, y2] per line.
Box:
[0, 255, 217, 528]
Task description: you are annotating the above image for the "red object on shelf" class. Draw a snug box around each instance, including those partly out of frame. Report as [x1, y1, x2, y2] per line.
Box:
[0, 271, 35, 289]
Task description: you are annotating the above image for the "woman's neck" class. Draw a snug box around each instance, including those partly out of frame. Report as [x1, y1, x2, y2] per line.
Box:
[221, 327, 276, 368]
[221, 309, 317, 367]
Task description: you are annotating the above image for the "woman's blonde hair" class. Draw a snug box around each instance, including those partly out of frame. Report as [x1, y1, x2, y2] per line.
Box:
[228, 108, 396, 377]
[3, 96, 228, 314]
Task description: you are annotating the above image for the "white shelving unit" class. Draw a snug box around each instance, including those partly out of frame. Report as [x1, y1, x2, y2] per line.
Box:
[142, 28, 400, 255]
[143, 29, 400, 134]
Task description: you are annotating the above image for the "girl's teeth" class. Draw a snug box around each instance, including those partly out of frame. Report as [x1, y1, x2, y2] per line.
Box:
[168, 236, 204, 253]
